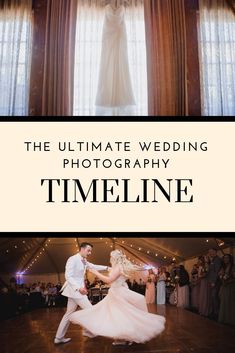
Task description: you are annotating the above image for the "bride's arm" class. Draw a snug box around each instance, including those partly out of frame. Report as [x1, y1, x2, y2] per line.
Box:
[89, 266, 121, 284]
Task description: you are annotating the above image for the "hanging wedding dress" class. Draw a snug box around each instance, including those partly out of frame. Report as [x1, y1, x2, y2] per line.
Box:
[95, 4, 136, 116]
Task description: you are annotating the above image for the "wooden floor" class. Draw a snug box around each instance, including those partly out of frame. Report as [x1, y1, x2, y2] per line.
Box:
[1, 304, 235, 353]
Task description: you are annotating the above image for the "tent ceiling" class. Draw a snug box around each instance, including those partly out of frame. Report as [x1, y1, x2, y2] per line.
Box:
[0, 237, 234, 275]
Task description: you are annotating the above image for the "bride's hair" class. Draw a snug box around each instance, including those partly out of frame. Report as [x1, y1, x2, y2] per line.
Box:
[110, 249, 143, 277]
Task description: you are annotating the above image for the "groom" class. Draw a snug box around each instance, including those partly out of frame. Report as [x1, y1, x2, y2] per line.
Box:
[54, 242, 109, 344]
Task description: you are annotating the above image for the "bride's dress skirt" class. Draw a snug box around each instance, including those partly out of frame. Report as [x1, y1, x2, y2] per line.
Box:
[70, 284, 165, 343]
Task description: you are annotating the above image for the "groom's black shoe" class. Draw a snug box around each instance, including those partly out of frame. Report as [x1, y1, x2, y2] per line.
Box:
[54, 337, 71, 344]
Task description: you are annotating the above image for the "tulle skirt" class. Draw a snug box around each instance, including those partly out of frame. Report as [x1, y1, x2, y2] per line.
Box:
[70, 285, 165, 343]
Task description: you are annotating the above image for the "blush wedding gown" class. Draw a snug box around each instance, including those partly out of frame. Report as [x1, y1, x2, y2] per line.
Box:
[69, 274, 165, 343]
[95, 4, 136, 116]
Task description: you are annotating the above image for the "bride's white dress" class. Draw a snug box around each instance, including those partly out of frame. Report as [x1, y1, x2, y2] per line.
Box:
[95, 4, 136, 115]
[69, 274, 165, 343]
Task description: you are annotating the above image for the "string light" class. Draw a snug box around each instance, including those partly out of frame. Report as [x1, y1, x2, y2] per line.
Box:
[3, 240, 27, 252]
[4, 239, 36, 268]
[74, 238, 79, 253]
[112, 239, 174, 264]
[100, 238, 146, 267]
[23, 239, 52, 273]
[14, 237, 191, 275]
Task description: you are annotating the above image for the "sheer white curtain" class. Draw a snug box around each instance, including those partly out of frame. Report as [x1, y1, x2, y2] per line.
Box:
[198, 0, 235, 116]
[125, 0, 148, 116]
[73, 0, 147, 116]
[0, 0, 32, 116]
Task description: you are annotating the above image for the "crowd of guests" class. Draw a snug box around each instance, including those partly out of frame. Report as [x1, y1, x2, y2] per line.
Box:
[0, 276, 117, 320]
[143, 248, 235, 326]
[0, 280, 66, 320]
[1, 248, 234, 326]
[190, 249, 235, 325]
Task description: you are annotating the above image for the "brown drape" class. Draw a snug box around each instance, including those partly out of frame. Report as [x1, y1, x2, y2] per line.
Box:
[226, 0, 235, 15]
[0, 0, 21, 9]
[144, 0, 188, 116]
[41, 0, 77, 116]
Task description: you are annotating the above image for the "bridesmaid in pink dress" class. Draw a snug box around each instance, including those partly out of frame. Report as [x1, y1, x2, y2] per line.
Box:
[70, 250, 165, 346]
[145, 269, 156, 304]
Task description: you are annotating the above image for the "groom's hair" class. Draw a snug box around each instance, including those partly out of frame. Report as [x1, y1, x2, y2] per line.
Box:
[80, 242, 93, 249]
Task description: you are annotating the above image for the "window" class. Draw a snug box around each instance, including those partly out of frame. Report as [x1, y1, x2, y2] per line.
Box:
[73, 0, 148, 116]
[0, 3, 32, 116]
[198, 0, 235, 116]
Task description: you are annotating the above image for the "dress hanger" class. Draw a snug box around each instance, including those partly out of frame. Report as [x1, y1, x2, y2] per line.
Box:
[101, 0, 130, 10]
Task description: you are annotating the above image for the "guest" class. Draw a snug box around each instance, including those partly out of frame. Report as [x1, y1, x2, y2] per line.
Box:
[198, 255, 210, 317]
[156, 267, 166, 305]
[177, 265, 190, 309]
[42, 284, 50, 306]
[132, 279, 139, 292]
[207, 248, 222, 320]
[35, 282, 42, 292]
[169, 287, 177, 305]
[138, 278, 146, 295]
[190, 264, 199, 310]
[48, 284, 57, 307]
[145, 269, 156, 304]
[30, 283, 37, 293]
[169, 262, 178, 283]
[164, 271, 171, 303]
[126, 279, 132, 289]
[56, 282, 62, 292]
[168, 263, 178, 305]
[218, 254, 235, 325]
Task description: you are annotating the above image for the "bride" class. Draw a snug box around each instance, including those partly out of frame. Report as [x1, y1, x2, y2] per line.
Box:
[69, 250, 165, 346]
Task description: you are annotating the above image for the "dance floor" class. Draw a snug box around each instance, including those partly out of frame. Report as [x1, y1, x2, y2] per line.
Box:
[1, 304, 235, 353]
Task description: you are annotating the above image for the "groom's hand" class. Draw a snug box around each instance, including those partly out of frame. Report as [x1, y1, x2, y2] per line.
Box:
[78, 287, 88, 295]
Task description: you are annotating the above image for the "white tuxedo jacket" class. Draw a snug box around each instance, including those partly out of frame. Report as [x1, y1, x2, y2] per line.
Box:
[61, 253, 107, 299]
